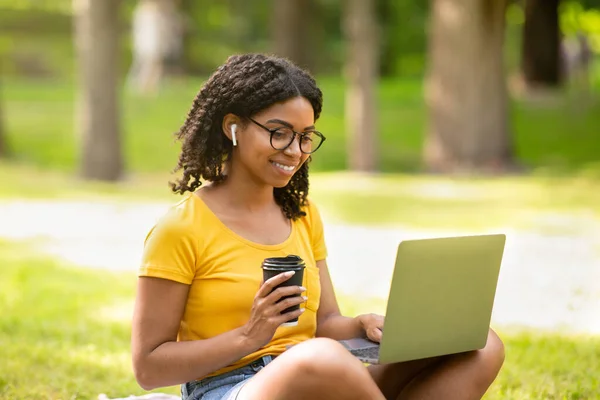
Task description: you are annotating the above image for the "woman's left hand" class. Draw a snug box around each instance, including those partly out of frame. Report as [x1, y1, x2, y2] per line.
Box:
[357, 313, 385, 343]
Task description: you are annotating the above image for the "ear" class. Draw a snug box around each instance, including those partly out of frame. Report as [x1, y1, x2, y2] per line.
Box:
[222, 114, 241, 145]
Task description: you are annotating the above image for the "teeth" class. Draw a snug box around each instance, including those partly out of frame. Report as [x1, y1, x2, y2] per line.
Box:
[273, 162, 295, 172]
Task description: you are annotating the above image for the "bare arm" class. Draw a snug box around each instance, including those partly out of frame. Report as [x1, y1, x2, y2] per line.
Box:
[132, 273, 305, 390]
[314, 259, 366, 340]
[131, 277, 256, 390]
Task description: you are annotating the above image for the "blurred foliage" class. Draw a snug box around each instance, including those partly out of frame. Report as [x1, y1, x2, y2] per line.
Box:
[1, 0, 600, 79]
[561, 0, 600, 50]
[377, 0, 429, 77]
[0, 0, 426, 79]
[0, 0, 70, 13]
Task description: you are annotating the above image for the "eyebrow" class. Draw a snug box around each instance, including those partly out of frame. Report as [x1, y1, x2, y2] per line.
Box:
[266, 118, 315, 131]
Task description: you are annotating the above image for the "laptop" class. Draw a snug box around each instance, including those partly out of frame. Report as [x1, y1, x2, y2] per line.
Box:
[339, 234, 506, 364]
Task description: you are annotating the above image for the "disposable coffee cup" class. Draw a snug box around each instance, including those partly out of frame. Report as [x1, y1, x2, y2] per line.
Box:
[261, 255, 305, 327]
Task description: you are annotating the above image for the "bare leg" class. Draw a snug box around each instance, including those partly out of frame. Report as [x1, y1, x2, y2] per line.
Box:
[368, 329, 505, 400]
[367, 356, 444, 399]
[238, 338, 385, 400]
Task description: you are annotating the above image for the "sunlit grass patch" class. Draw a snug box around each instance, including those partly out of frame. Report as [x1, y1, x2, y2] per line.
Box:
[0, 240, 180, 399]
[1, 240, 599, 398]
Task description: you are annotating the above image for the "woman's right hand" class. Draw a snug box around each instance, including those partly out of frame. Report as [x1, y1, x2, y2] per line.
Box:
[242, 271, 306, 349]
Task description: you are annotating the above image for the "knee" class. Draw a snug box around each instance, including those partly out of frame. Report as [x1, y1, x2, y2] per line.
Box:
[476, 329, 505, 384]
[293, 337, 353, 366]
[290, 338, 363, 378]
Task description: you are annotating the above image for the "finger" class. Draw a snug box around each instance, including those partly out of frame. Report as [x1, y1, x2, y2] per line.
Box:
[375, 328, 383, 341]
[256, 271, 296, 298]
[369, 328, 383, 343]
[264, 285, 306, 305]
[373, 314, 385, 329]
[273, 295, 307, 314]
[276, 307, 306, 326]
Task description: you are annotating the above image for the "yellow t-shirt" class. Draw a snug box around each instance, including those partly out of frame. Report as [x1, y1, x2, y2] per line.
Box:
[138, 192, 327, 379]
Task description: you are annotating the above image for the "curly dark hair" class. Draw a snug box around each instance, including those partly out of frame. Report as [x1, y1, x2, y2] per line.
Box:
[169, 53, 323, 220]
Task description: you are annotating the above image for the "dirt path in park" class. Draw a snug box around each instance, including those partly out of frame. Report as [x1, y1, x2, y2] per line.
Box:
[1, 198, 599, 334]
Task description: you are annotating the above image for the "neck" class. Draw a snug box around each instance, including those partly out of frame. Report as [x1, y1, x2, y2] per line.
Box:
[218, 164, 275, 212]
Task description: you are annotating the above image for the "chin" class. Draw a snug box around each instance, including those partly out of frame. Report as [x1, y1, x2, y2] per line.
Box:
[272, 179, 292, 189]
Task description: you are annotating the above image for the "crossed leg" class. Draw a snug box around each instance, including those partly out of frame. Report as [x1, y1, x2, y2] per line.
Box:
[238, 329, 504, 400]
[238, 337, 385, 400]
[369, 329, 505, 399]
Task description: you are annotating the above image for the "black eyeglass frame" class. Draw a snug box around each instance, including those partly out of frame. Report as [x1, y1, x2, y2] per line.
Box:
[247, 117, 326, 154]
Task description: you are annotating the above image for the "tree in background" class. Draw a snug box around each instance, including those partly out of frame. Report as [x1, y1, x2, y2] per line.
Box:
[424, 0, 513, 173]
[343, 0, 379, 172]
[522, 0, 562, 88]
[73, 0, 123, 181]
[272, 0, 322, 72]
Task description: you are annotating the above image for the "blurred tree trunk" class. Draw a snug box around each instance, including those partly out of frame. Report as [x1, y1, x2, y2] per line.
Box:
[424, 0, 513, 173]
[343, 0, 379, 172]
[73, 0, 123, 181]
[522, 0, 561, 88]
[272, 0, 321, 72]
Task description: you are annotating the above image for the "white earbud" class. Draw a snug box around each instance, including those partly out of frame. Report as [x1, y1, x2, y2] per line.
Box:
[231, 124, 237, 147]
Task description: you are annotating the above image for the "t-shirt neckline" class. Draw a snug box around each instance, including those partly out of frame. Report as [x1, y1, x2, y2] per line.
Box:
[190, 192, 296, 251]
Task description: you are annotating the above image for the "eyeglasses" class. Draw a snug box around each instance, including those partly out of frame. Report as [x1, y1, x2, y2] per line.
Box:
[247, 118, 326, 154]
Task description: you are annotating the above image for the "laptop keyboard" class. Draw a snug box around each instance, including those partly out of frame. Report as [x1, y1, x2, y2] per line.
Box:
[351, 345, 380, 360]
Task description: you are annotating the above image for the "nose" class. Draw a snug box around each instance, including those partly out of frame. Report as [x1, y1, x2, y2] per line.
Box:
[283, 134, 302, 156]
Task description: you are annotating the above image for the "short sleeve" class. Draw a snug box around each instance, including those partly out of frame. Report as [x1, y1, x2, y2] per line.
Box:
[307, 200, 327, 261]
[138, 211, 198, 285]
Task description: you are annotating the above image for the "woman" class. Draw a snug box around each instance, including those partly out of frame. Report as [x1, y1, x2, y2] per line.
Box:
[131, 53, 505, 400]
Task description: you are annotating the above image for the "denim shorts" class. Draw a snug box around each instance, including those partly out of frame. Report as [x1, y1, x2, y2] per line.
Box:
[181, 355, 276, 400]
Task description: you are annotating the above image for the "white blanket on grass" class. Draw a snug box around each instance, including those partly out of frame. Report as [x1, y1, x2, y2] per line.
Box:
[98, 394, 179, 400]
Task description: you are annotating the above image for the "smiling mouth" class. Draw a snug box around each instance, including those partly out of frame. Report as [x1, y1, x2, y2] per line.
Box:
[271, 161, 296, 172]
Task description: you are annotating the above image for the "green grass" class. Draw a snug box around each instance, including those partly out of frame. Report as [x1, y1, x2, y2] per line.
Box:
[3, 76, 600, 175]
[1, 240, 599, 399]
[488, 332, 600, 399]
[0, 240, 180, 399]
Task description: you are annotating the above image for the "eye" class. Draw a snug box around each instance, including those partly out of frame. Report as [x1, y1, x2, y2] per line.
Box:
[271, 128, 293, 139]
